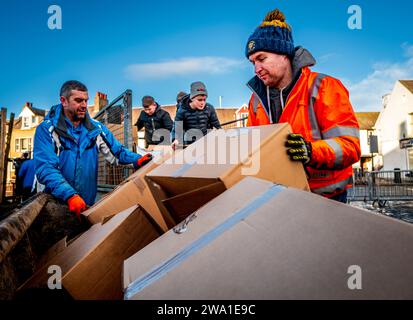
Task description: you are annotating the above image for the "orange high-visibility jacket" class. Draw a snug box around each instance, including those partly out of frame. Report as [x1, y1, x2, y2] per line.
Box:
[247, 57, 360, 198]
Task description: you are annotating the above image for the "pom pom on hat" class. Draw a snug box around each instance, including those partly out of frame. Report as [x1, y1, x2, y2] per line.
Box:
[245, 8, 294, 58]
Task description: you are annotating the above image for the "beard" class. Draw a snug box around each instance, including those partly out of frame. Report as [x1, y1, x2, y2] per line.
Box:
[73, 110, 86, 121]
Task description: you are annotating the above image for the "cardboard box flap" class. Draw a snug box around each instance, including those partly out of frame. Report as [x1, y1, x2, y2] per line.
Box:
[162, 181, 227, 223]
[124, 177, 413, 300]
[20, 204, 164, 300]
[146, 176, 220, 197]
[63, 205, 162, 299]
[35, 237, 68, 272]
[82, 149, 173, 230]
[20, 206, 139, 291]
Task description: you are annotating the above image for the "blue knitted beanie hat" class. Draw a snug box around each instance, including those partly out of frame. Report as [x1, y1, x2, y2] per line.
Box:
[246, 9, 294, 58]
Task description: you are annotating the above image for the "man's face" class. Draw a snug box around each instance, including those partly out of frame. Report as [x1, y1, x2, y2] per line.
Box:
[60, 90, 89, 122]
[190, 95, 207, 110]
[143, 103, 157, 116]
[249, 51, 290, 88]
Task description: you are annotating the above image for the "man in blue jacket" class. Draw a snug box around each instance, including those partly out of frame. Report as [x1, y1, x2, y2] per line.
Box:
[34, 80, 152, 219]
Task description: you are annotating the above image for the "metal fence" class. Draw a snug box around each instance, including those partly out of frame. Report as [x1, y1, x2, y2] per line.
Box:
[94, 90, 135, 192]
[221, 117, 248, 129]
[348, 169, 413, 205]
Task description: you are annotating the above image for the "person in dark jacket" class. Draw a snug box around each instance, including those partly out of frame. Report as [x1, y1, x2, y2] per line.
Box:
[176, 91, 187, 111]
[17, 153, 36, 200]
[171, 82, 221, 149]
[135, 96, 173, 148]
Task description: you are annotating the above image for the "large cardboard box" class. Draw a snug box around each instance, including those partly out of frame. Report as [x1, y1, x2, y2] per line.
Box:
[83, 148, 175, 230]
[146, 124, 309, 224]
[123, 177, 413, 300]
[19, 205, 162, 300]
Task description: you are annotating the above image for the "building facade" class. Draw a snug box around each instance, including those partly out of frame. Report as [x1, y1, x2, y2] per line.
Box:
[7, 103, 46, 189]
[375, 80, 413, 171]
[354, 112, 381, 173]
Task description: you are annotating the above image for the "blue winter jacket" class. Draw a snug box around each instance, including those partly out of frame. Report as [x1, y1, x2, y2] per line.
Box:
[34, 104, 141, 205]
[18, 159, 36, 191]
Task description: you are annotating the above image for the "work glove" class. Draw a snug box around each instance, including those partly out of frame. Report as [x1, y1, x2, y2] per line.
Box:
[67, 194, 87, 220]
[286, 133, 312, 164]
[136, 153, 153, 169]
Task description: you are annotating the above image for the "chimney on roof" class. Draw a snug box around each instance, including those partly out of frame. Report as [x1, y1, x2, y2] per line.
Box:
[93, 91, 108, 114]
[25, 102, 33, 108]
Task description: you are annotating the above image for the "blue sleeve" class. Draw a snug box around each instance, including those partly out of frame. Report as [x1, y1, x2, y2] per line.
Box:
[100, 124, 141, 165]
[18, 161, 27, 179]
[34, 123, 77, 202]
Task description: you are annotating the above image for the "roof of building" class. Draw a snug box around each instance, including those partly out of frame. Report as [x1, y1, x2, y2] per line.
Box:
[27, 105, 46, 117]
[400, 80, 413, 94]
[13, 118, 22, 129]
[355, 112, 380, 130]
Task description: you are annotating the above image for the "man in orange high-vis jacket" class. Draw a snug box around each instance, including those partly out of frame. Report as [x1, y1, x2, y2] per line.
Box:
[245, 8, 361, 203]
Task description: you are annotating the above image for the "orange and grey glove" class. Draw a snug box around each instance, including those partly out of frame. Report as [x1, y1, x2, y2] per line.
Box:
[67, 194, 87, 220]
[136, 153, 153, 169]
[286, 133, 312, 164]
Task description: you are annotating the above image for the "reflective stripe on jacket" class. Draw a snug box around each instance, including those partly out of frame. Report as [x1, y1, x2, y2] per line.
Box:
[247, 66, 361, 198]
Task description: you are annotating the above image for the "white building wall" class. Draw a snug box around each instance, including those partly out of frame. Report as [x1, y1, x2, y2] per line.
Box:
[17, 107, 36, 129]
[375, 82, 413, 170]
[360, 130, 370, 156]
[356, 129, 382, 171]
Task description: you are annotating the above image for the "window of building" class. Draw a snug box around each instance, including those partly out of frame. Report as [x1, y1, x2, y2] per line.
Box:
[23, 117, 30, 128]
[14, 138, 32, 153]
[22, 138, 32, 152]
[15, 139, 20, 152]
[236, 112, 248, 127]
[32, 116, 36, 124]
[9, 162, 15, 180]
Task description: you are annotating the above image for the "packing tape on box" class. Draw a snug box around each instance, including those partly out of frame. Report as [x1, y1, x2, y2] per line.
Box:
[124, 184, 285, 300]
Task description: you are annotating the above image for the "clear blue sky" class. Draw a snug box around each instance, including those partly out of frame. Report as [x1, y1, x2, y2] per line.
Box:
[1, 0, 413, 117]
